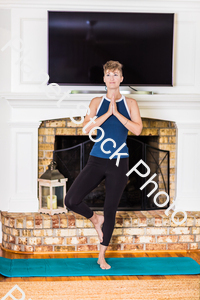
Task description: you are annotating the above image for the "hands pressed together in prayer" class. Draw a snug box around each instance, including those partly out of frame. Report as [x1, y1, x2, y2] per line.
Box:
[108, 95, 118, 116]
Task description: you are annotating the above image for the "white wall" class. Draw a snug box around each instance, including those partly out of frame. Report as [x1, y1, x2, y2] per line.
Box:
[0, 9, 11, 215]
[0, 94, 11, 243]
[0, 9, 11, 92]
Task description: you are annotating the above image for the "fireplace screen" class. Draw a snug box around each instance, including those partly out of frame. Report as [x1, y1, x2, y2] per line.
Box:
[53, 136, 169, 211]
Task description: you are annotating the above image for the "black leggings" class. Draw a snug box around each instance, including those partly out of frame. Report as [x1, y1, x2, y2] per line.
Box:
[64, 155, 129, 246]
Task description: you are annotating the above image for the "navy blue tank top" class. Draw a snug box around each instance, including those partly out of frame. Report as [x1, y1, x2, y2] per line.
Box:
[90, 95, 131, 159]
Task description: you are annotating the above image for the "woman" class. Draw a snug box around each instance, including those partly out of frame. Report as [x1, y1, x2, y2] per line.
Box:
[65, 60, 143, 270]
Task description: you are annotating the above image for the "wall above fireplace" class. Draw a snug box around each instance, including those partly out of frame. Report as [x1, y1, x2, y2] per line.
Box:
[1, 0, 200, 94]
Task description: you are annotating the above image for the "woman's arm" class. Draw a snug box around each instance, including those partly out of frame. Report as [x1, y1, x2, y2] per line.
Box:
[114, 97, 143, 136]
[82, 97, 112, 134]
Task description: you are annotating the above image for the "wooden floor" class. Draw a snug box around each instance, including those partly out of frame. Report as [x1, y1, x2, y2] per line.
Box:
[0, 248, 200, 282]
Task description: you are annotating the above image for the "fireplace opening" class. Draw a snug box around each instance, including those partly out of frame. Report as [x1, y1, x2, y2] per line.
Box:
[53, 135, 170, 211]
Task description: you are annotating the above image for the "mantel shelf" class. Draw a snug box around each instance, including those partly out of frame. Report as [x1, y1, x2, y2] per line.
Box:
[1, 93, 200, 109]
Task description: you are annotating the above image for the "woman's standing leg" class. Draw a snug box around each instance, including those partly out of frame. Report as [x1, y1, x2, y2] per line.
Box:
[97, 158, 129, 269]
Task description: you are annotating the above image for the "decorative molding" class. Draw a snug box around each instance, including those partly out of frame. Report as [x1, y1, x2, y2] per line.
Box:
[9, 121, 42, 128]
[20, 18, 47, 85]
[176, 122, 200, 129]
[175, 21, 196, 86]
[9, 125, 39, 212]
[1, 1, 200, 12]
[1, 93, 200, 109]
[8, 199, 39, 212]
[174, 197, 200, 211]
[5, 3, 200, 94]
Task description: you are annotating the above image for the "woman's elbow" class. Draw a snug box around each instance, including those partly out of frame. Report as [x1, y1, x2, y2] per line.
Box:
[135, 124, 143, 136]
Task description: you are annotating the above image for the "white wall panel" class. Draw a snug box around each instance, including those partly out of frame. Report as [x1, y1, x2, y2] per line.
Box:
[16, 132, 33, 193]
[11, 8, 47, 92]
[20, 18, 47, 84]
[9, 122, 40, 212]
[0, 9, 11, 92]
[175, 123, 200, 210]
[175, 21, 196, 86]
[181, 133, 198, 192]
[0, 99, 11, 212]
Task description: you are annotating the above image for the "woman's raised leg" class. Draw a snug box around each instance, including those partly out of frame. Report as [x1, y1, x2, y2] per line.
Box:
[65, 156, 106, 242]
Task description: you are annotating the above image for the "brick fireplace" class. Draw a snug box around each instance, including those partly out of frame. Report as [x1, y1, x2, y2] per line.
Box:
[38, 117, 175, 207]
[1, 92, 200, 252]
[38, 117, 176, 180]
[1, 90, 200, 251]
[2, 112, 200, 253]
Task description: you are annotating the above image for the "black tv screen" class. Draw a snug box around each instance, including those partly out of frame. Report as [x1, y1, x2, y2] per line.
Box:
[48, 11, 174, 86]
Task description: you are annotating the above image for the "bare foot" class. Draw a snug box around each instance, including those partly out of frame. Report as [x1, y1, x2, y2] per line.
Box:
[90, 213, 104, 243]
[97, 257, 111, 269]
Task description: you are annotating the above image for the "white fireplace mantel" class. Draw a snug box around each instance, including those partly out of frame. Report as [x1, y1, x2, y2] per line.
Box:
[0, 92, 200, 214]
[1, 92, 200, 121]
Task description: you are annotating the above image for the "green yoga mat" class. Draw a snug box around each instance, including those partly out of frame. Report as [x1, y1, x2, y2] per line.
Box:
[0, 257, 199, 277]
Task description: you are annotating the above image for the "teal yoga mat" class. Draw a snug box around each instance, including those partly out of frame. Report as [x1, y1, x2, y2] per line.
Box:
[0, 257, 199, 277]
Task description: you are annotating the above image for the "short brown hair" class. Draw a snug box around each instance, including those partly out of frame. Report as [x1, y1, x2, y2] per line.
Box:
[103, 60, 123, 76]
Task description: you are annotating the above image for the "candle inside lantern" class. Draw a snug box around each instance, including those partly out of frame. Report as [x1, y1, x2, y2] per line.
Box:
[47, 195, 57, 209]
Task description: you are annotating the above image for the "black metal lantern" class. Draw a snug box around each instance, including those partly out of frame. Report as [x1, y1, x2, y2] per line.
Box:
[38, 161, 68, 215]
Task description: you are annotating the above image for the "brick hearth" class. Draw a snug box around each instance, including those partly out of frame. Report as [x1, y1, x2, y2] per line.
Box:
[1, 210, 200, 253]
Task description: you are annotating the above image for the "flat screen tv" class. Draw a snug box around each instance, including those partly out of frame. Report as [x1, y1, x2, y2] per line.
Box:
[48, 11, 174, 86]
